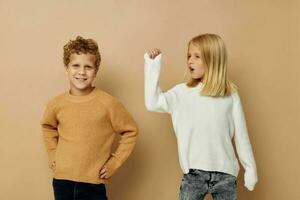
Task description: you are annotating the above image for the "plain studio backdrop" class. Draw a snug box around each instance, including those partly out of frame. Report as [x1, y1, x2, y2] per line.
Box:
[0, 0, 299, 199]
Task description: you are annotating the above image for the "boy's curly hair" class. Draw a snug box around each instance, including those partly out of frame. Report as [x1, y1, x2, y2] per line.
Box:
[63, 36, 101, 68]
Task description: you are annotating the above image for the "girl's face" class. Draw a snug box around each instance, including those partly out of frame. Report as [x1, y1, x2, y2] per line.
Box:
[187, 43, 206, 80]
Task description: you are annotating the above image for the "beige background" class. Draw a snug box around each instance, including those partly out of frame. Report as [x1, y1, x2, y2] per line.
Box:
[0, 0, 299, 199]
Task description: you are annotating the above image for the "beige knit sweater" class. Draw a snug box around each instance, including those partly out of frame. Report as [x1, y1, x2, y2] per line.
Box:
[41, 87, 138, 184]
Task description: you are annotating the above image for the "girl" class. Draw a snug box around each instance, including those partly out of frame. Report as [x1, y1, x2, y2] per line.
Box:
[144, 33, 257, 200]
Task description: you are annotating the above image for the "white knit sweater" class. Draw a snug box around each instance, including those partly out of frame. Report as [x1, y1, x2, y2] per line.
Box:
[144, 53, 258, 191]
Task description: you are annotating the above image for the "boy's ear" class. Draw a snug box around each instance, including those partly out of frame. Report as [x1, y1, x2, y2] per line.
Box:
[95, 67, 99, 75]
[64, 65, 68, 72]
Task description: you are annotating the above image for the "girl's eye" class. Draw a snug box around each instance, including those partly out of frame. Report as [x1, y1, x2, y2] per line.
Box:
[196, 56, 200, 58]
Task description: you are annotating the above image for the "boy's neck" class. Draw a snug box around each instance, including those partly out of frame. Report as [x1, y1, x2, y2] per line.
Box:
[69, 86, 95, 96]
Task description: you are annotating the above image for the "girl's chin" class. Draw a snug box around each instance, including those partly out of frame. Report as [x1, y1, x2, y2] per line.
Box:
[191, 75, 202, 79]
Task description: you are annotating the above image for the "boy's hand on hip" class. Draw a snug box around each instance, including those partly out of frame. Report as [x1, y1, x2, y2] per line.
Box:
[99, 167, 107, 179]
[50, 161, 56, 172]
[148, 48, 161, 59]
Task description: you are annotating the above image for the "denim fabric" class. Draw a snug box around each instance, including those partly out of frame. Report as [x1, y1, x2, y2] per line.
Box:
[179, 169, 237, 200]
[52, 179, 108, 200]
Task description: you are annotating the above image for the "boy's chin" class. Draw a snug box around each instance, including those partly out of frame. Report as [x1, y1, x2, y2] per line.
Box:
[71, 84, 94, 91]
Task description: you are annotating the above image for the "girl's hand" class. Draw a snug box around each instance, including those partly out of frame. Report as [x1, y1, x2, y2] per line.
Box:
[148, 48, 161, 59]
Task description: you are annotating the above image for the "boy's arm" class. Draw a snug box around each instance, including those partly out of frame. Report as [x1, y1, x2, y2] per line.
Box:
[102, 101, 139, 178]
[40, 102, 59, 169]
[144, 53, 177, 114]
[232, 92, 258, 191]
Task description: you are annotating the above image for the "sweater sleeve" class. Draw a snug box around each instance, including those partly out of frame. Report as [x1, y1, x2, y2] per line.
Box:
[104, 100, 139, 178]
[40, 101, 59, 168]
[232, 92, 258, 191]
[144, 53, 178, 114]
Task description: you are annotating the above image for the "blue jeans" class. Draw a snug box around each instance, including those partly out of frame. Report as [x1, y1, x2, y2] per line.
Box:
[52, 179, 108, 200]
[179, 169, 237, 200]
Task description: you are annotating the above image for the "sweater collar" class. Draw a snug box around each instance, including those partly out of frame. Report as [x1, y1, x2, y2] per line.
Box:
[65, 87, 98, 102]
[189, 81, 203, 90]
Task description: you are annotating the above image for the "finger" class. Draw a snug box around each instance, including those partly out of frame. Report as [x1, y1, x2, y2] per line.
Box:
[156, 49, 161, 56]
[151, 50, 155, 59]
[153, 49, 157, 56]
[149, 51, 153, 59]
[152, 49, 156, 57]
[152, 50, 156, 57]
[51, 163, 55, 170]
[100, 168, 106, 175]
[100, 172, 107, 179]
[150, 51, 154, 59]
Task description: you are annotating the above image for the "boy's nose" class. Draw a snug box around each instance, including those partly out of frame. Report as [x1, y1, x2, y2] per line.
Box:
[78, 68, 86, 74]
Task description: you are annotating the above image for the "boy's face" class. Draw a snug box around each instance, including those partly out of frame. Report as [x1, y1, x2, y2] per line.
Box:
[65, 53, 98, 95]
[187, 43, 206, 80]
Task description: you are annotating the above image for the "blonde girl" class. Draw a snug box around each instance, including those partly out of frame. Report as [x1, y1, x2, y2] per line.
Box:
[144, 33, 257, 200]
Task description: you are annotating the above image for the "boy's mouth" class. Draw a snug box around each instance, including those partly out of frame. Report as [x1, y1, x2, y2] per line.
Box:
[75, 77, 87, 81]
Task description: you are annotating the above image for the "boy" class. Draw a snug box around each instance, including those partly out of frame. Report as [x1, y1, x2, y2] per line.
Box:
[41, 36, 138, 200]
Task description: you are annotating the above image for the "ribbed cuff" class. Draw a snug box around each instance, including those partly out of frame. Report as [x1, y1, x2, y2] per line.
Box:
[244, 170, 258, 191]
[144, 53, 162, 63]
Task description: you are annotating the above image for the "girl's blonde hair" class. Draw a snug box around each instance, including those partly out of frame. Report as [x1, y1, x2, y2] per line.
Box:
[187, 33, 238, 97]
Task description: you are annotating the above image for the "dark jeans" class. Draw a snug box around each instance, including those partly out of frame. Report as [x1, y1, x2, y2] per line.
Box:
[179, 169, 237, 200]
[52, 179, 108, 200]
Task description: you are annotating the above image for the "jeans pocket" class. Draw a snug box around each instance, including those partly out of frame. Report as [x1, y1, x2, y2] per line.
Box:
[181, 172, 190, 185]
[221, 173, 237, 190]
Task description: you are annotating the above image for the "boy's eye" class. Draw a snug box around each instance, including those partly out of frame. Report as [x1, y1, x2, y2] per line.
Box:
[85, 66, 94, 70]
[72, 64, 80, 68]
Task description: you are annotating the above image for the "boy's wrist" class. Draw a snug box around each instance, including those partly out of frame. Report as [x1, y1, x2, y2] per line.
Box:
[103, 156, 122, 178]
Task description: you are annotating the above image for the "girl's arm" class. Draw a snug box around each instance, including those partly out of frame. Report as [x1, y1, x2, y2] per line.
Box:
[232, 92, 258, 191]
[144, 49, 178, 114]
